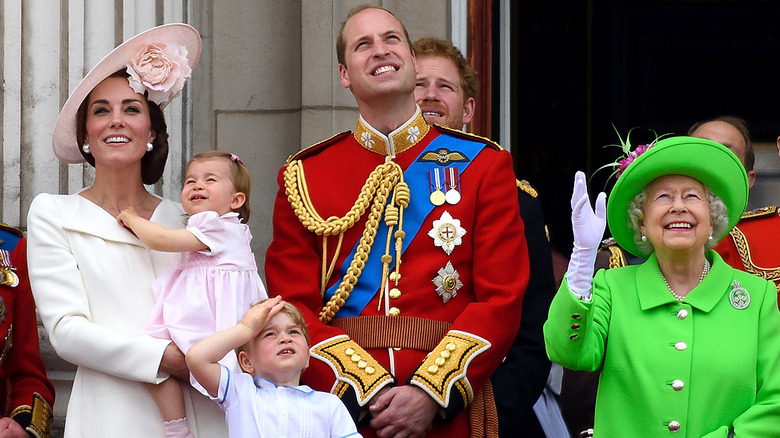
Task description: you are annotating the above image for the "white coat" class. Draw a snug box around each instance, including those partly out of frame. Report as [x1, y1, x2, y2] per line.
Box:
[27, 193, 227, 438]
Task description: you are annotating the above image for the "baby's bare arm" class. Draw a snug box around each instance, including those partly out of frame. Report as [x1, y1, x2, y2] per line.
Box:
[117, 207, 207, 252]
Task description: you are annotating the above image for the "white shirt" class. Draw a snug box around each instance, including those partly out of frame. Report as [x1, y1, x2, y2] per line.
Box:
[214, 365, 362, 438]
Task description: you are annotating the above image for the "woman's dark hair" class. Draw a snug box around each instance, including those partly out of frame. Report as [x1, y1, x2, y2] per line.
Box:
[75, 70, 169, 185]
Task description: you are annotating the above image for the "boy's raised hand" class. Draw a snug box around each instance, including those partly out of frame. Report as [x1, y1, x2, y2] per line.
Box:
[240, 295, 285, 336]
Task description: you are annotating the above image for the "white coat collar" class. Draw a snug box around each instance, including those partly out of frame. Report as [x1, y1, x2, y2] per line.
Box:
[62, 194, 185, 246]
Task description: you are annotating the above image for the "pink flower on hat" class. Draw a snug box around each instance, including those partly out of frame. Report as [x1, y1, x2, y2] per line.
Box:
[594, 126, 668, 181]
[127, 42, 191, 109]
[616, 143, 653, 178]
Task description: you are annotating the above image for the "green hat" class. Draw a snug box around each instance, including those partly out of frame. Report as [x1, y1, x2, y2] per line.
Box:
[606, 136, 748, 258]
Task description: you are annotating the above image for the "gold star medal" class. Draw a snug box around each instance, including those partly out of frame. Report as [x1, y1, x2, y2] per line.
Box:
[427, 211, 467, 255]
[433, 261, 463, 303]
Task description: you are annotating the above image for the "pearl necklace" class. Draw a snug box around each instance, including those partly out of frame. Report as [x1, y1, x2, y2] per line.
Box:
[661, 259, 710, 303]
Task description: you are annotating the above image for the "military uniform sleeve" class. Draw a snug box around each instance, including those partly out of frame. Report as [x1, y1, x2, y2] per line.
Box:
[2, 236, 55, 438]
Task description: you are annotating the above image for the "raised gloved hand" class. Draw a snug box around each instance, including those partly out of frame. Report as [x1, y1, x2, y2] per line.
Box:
[566, 171, 607, 299]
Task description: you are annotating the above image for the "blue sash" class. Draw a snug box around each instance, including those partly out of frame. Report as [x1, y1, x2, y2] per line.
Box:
[324, 133, 487, 317]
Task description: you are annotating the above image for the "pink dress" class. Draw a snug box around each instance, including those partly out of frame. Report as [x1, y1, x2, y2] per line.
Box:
[143, 211, 267, 377]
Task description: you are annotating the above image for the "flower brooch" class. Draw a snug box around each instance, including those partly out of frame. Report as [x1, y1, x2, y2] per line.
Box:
[126, 42, 192, 109]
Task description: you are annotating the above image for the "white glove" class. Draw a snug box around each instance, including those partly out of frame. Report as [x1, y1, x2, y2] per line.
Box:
[566, 171, 607, 299]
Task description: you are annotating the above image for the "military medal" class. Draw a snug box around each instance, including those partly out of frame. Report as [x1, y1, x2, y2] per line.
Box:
[429, 168, 446, 206]
[0, 269, 18, 288]
[0, 249, 18, 288]
[444, 167, 461, 205]
[428, 211, 467, 255]
[433, 261, 463, 303]
[729, 280, 750, 309]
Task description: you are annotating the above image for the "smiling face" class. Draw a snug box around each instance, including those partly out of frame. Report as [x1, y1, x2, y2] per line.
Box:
[180, 158, 245, 217]
[414, 55, 475, 129]
[239, 312, 310, 386]
[83, 76, 156, 169]
[641, 174, 713, 259]
[338, 8, 417, 105]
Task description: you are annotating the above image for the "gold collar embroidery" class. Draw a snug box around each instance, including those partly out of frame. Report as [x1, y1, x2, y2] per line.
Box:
[353, 107, 430, 157]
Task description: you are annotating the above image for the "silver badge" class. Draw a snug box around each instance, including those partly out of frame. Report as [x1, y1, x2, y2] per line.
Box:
[433, 261, 463, 303]
[729, 280, 750, 309]
[427, 211, 467, 255]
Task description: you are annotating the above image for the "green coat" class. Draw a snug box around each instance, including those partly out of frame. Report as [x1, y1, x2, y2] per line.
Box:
[544, 250, 780, 437]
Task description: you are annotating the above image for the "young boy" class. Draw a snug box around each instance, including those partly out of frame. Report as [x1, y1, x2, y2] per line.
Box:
[186, 296, 361, 437]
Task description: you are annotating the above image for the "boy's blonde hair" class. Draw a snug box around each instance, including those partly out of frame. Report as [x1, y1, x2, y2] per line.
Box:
[187, 150, 252, 223]
[235, 299, 309, 360]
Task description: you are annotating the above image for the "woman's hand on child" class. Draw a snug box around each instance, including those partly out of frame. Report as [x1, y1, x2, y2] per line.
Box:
[159, 342, 189, 381]
[240, 296, 285, 336]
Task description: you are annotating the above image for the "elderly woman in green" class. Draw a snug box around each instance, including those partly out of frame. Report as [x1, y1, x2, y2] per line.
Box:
[544, 136, 780, 437]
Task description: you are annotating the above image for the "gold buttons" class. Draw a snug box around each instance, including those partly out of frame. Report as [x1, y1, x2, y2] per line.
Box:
[345, 347, 355, 356]
[671, 379, 684, 391]
[351, 354, 361, 362]
[389, 307, 400, 316]
[446, 342, 457, 351]
[434, 357, 446, 366]
[440, 350, 450, 359]
[389, 272, 401, 282]
[675, 341, 687, 351]
[365, 366, 375, 375]
[428, 365, 439, 374]
[358, 360, 367, 369]
[389, 288, 401, 299]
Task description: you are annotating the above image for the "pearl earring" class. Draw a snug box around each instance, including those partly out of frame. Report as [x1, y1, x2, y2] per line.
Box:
[641, 235, 647, 242]
[708, 234, 713, 241]
[82, 143, 90, 154]
[146, 142, 154, 152]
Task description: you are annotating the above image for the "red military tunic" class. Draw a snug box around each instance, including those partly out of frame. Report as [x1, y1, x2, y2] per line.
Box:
[0, 224, 55, 437]
[714, 206, 780, 308]
[266, 111, 529, 437]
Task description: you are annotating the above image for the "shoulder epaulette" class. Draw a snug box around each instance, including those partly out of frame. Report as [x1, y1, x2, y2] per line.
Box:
[597, 237, 628, 269]
[515, 179, 538, 198]
[433, 124, 502, 151]
[286, 131, 352, 164]
[0, 223, 23, 238]
[740, 205, 778, 221]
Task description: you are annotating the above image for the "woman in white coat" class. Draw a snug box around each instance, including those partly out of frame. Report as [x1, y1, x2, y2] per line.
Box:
[27, 24, 226, 437]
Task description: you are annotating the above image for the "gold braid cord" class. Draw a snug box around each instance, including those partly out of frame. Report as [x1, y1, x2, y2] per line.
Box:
[729, 227, 780, 292]
[284, 159, 407, 323]
[606, 246, 627, 269]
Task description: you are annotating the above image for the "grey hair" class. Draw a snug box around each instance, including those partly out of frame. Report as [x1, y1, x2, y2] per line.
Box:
[626, 186, 729, 254]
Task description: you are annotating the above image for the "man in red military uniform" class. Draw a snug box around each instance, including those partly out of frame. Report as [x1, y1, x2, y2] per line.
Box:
[0, 223, 55, 438]
[265, 5, 529, 438]
[689, 117, 780, 305]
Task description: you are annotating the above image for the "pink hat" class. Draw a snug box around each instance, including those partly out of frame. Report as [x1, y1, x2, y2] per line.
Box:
[52, 23, 201, 164]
